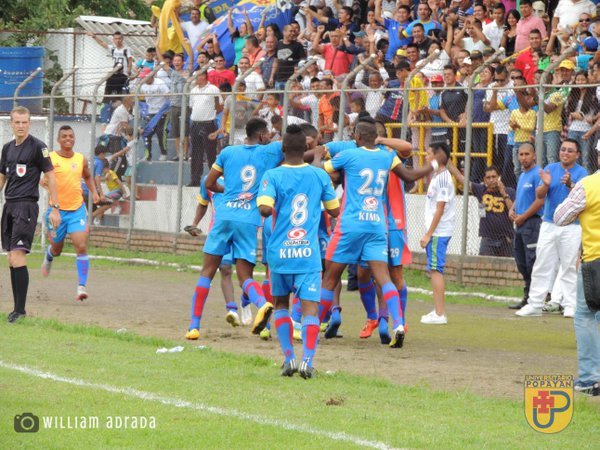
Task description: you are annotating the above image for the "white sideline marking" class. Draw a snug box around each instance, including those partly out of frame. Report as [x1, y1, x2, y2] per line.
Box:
[57, 252, 521, 303]
[0, 360, 399, 450]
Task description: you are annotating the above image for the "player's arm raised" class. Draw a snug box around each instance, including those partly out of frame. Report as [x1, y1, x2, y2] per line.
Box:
[391, 156, 434, 183]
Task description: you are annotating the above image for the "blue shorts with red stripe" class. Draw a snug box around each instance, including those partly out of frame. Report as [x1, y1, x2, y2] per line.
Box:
[426, 236, 451, 274]
[388, 229, 412, 267]
[325, 231, 388, 265]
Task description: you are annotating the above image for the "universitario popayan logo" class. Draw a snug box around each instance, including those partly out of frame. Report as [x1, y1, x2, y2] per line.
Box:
[524, 375, 574, 433]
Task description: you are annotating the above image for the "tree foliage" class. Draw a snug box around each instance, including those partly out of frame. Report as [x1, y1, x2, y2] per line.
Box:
[0, 0, 155, 45]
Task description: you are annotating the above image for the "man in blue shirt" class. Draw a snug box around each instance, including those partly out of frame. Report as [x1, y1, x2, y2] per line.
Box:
[374, 1, 412, 60]
[508, 143, 544, 310]
[516, 138, 588, 318]
[185, 118, 284, 340]
[257, 125, 340, 378]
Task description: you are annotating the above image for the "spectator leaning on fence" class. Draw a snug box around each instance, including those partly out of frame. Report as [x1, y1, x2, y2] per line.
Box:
[448, 161, 516, 257]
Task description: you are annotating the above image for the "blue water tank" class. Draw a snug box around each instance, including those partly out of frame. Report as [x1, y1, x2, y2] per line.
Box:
[0, 46, 45, 113]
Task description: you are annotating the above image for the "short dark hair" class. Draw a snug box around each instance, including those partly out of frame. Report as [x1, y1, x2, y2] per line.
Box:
[484, 165, 500, 175]
[246, 118, 268, 139]
[147, 47, 156, 53]
[413, 23, 425, 31]
[58, 125, 73, 135]
[246, 35, 259, 48]
[529, 28, 542, 36]
[94, 144, 108, 156]
[396, 60, 410, 71]
[518, 142, 535, 153]
[563, 137, 580, 152]
[113, 31, 123, 36]
[398, 5, 411, 14]
[521, 0, 533, 6]
[299, 123, 318, 138]
[282, 125, 306, 156]
[341, 6, 353, 18]
[443, 64, 457, 72]
[354, 120, 377, 141]
[431, 142, 450, 162]
[494, 2, 506, 12]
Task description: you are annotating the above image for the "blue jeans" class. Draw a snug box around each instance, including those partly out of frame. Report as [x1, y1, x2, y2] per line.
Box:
[567, 130, 593, 173]
[543, 131, 561, 167]
[575, 267, 600, 384]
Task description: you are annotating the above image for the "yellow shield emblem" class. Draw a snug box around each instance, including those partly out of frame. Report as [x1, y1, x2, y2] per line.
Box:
[524, 375, 573, 433]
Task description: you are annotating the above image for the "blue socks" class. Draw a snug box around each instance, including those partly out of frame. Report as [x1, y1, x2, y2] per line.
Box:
[399, 284, 408, 322]
[190, 276, 211, 330]
[76, 254, 89, 286]
[319, 288, 334, 323]
[225, 302, 238, 312]
[302, 315, 320, 368]
[382, 282, 402, 329]
[274, 309, 295, 363]
[242, 279, 266, 308]
[358, 280, 377, 320]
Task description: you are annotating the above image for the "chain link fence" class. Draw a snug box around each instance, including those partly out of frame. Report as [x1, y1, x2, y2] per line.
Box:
[2, 54, 599, 275]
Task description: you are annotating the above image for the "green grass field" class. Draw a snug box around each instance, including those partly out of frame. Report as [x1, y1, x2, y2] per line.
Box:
[1, 315, 598, 449]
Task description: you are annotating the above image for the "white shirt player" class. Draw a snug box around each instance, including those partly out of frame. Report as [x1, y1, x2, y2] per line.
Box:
[425, 168, 456, 237]
[109, 45, 132, 75]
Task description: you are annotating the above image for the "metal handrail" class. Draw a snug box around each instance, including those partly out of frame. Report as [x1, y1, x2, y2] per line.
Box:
[13, 67, 43, 109]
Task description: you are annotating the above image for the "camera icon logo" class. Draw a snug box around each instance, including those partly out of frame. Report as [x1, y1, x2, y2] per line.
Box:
[14, 413, 39, 433]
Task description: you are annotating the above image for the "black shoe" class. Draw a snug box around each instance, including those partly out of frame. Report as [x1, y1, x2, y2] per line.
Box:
[280, 359, 298, 377]
[509, 298, 528, 310]
[575, 381, 600, 397]
[186, 183, 200, 187]
[299, 360, 314, 379]
[7, 311, 26, 323]
[171, 156, 179, 162]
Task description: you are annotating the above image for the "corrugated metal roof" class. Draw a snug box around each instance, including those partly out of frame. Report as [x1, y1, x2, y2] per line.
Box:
[76, 15, 156, 59]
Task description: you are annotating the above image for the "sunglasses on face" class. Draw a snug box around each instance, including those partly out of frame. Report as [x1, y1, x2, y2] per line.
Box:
[580, 18, 590, 22]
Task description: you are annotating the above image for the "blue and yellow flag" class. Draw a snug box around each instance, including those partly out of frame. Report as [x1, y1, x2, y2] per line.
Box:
[207, 0, 294, 66]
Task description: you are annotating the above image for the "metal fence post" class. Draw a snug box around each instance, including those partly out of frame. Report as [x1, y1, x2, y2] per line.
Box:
[173, 67, 203, 251]
[535, 44, 577, 167]
[13, 67, 43, 109]
[127, 62, 165, 250]
[337, 54, 376, 140]
[49, 66, 78, 151]
[88, 64, 122, 221]
[282, 56, 318, 130]
[230, 58, 264, 145]
[456, 47, 505, 283]
[401, 50, 440, 141]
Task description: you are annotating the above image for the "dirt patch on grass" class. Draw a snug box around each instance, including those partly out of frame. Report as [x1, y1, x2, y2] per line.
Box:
[17, 261, 579, 400]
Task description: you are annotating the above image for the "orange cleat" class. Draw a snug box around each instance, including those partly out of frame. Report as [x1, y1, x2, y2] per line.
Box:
[359, 319, 379, 339]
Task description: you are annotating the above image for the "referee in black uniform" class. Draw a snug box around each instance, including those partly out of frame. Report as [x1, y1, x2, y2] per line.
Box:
[1, 106, 61, 323]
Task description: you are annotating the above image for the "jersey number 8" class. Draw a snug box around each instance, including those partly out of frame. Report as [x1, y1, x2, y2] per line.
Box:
[290, 194, 308, 227]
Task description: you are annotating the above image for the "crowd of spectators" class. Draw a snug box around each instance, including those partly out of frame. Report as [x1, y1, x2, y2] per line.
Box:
[95, 0, 600, 253]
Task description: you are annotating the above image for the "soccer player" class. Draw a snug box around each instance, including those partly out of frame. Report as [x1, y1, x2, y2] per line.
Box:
[258, 125, 340, 378]
[41, 126, 100, 300]
[1, 107, 61, 323]
[420, 143, 456, 325]
[356, 122, 414, 344]
[320, 119, 435, 348]
[185, 118, 283, 340]
[186, 176, 252, 327]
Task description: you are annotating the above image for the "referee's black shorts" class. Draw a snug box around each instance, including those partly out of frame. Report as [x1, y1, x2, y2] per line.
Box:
[1, 201, 39, 253]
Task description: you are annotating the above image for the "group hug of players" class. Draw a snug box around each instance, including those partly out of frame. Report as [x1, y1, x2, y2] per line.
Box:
[184, 116, 440, 379]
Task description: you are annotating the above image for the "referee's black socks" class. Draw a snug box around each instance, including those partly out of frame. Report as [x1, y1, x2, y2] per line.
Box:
[11, 266, 29, 314]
